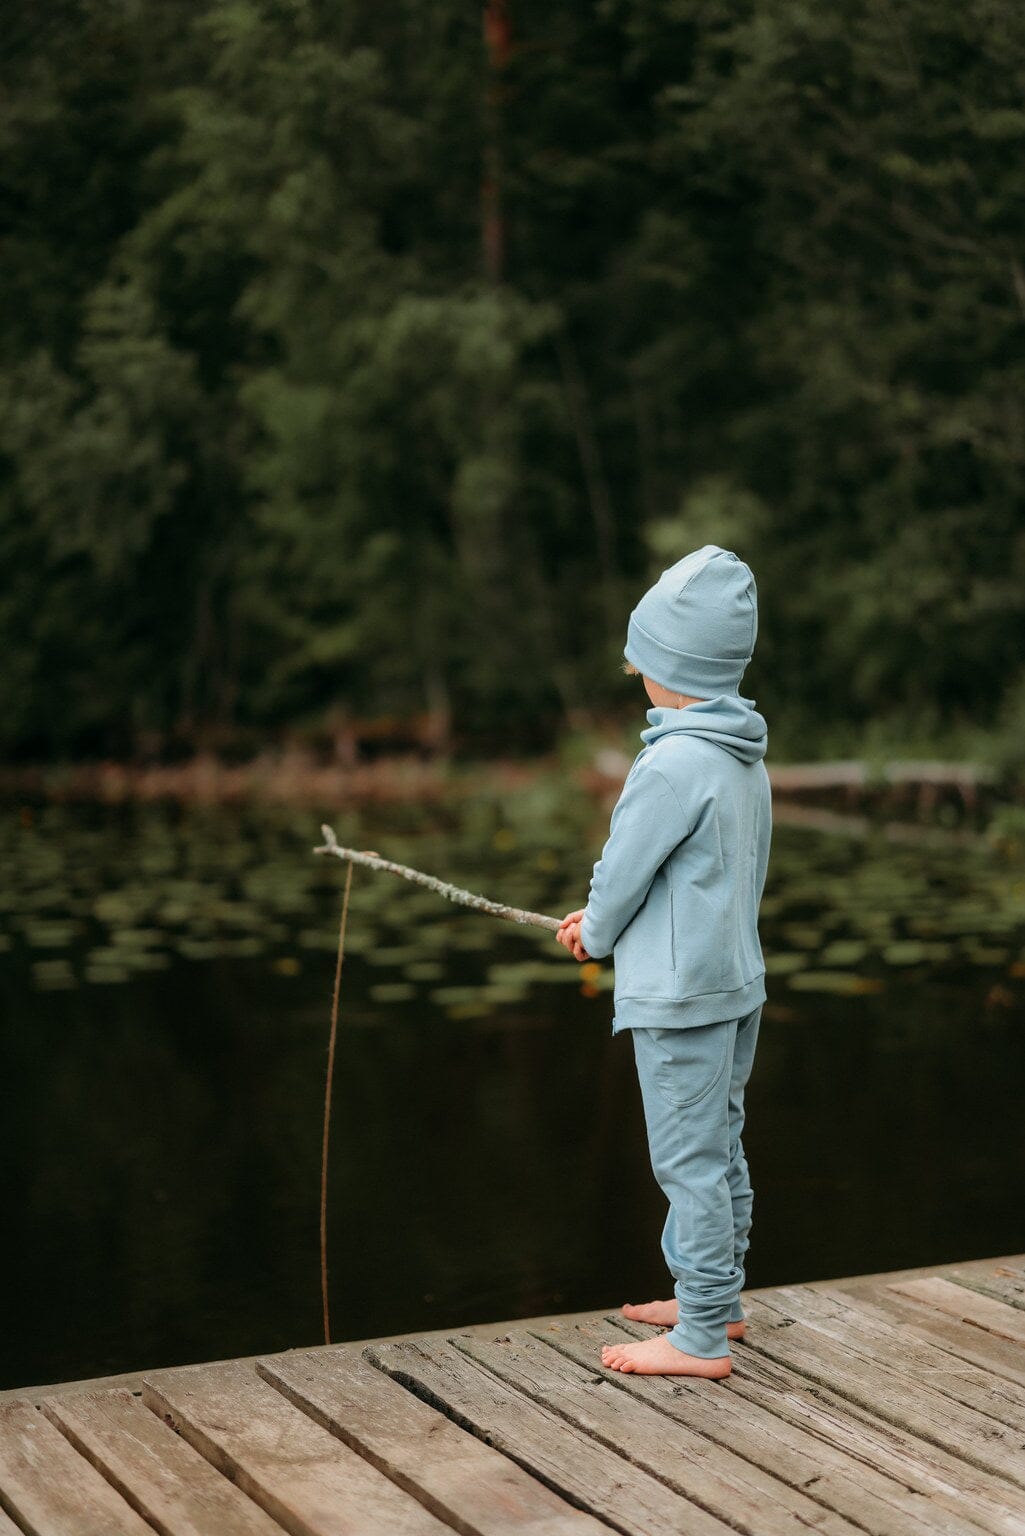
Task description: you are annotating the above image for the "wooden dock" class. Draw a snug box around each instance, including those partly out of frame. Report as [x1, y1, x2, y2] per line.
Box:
[1, 1252, 1024, 1535]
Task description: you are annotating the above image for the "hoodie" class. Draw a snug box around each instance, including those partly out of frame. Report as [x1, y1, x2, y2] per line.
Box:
[579, 692, 772, 1031]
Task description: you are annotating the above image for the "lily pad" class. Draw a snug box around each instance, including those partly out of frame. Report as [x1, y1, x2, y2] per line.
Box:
[819, 939, 870, 966]
[764, 952, 808, 975]
[403, 961, 445, 981]
[430, 985, 483, 1006]
[444, 1001, 491, 1019]
[787, 970, 885, 994]
[84, 963, 131, 985]
[24, 922, 79, 948]
[368, 982, 417, 1003]
[779, 925, 825, 949]
[110, 927, 164, 949]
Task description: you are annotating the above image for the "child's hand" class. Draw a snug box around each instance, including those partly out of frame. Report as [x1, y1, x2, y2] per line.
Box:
[556, 908, 592, 962]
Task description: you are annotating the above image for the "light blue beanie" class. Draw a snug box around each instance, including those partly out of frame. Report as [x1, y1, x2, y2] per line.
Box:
[623, 544, 758, 698]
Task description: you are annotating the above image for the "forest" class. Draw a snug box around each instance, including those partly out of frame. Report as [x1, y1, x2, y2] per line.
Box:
[3, 0, 1024, 767]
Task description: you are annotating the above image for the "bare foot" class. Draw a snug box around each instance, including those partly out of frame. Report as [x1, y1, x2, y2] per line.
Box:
[621, 1300, 746, 1340]
[601, 1334, 731, 1378]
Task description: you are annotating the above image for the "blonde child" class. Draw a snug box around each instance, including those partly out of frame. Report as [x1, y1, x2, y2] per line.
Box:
[557, 544, 771, 1378]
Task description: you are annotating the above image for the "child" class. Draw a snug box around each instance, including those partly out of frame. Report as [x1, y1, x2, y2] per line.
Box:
[557, 543, 771, 1379]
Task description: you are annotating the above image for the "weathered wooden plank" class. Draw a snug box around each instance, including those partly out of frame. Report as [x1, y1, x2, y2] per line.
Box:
[42, 1388, 284, 1536]
[540, 1317, 1003, 1536]
[850, 1284, 1025, 1387]
[370, 1336, 733, 1536]
[143, 1358, 452, 1536]
[650, 1320, 1025, 1536]
[724, 1336, 1025, 1536]
[259, 1344, 607, 1536]
[757, 1285, 1025, 1431]
[887, 1278, 1025, 1348]
[742, 1296, 1025, 1491]
[0, 1399, 152, 1536]
[945, 1270, 1025, 1313]
[0, 1499, 27, 1535]
[458, 1327, 863, 1535]
[820, 1255, 1025, 1312]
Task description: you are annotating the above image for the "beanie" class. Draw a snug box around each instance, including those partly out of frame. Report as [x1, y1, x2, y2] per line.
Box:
[623, 544, 758, 698]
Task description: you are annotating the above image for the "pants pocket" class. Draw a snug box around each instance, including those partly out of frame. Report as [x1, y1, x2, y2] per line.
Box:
[645, 1022, 731, 1108]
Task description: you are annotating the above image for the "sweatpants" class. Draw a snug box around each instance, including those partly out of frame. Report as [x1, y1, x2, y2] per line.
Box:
[628, 1001, 762, 1358]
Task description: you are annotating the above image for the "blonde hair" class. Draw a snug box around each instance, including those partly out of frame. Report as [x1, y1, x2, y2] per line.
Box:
[622, 659, 640, 675]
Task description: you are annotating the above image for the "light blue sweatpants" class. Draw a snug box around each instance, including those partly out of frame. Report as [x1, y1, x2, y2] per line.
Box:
[629, 1002, 762, 1358]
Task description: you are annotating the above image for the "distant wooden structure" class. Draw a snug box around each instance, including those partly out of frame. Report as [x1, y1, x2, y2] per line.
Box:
[0, 1252, 1023, 1533]
[768, 759, 998, 815]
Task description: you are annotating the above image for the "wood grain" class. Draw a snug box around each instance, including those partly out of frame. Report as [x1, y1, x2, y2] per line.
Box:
[143, 1358, 452, 1536]
[457, 1326, 863, 1535]
[43, 1387, 284, 1536]
[743, 1295, 1025, 1490]
[541, 1316, 1004, 1536]
[370, 1336, 734, 1536]
[260, 1343, 607, 1535]
[949, 1271, 1025, 1310]
[848, 1283, 1025, 1386]
[888, 1277, 1025, 1346]
[758, 1285, 1025, 1431]
[0, 1398, 152, 1536]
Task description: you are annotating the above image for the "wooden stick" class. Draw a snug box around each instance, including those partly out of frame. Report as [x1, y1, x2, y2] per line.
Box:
[313, 824, 562, 932]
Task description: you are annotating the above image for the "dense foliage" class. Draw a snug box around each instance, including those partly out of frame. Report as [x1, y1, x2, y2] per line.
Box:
[2, 0, 1024, 760]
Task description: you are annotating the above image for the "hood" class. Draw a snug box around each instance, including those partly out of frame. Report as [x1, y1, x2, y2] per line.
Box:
[640, 693, 768, 763]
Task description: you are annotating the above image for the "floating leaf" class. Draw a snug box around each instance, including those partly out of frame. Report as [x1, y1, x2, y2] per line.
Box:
[174, 938, 222, 960]
[787, 971, 885, 994]
[365, 944, 437, 967]
[23, 921, 79, 948]
[219, 937, 265, 958]
[84, 964, 131, 985]
[765, 952, 808, 974]
[779, 925, 824, 949]
[819, 939, 870, 965]
[881, 942, 931, 965]
[403, 961, 445, 981]
[430, 984, 483, 1005]
[481, 982, 530, 1004]
[110, 927, 164, 949]
[368, 982, 417, 1003]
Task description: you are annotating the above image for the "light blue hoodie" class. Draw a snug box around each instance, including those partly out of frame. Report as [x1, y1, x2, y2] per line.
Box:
[579, 692, 772, 1031]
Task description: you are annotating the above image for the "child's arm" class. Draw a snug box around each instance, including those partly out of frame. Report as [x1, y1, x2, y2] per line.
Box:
[577, 756, 691, 960]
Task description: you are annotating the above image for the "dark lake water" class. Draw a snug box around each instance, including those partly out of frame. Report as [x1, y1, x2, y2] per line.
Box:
[2, 786, 1025, 1389]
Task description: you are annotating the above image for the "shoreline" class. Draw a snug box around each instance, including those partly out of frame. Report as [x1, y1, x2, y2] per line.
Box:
[0, 751, 1011, 835]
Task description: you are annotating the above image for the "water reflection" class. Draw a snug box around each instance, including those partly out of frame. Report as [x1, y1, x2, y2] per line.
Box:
[1, 794, 1024, 1388]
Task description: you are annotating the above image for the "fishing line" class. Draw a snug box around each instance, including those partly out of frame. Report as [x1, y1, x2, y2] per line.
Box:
[320, 857, 353, 1346]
